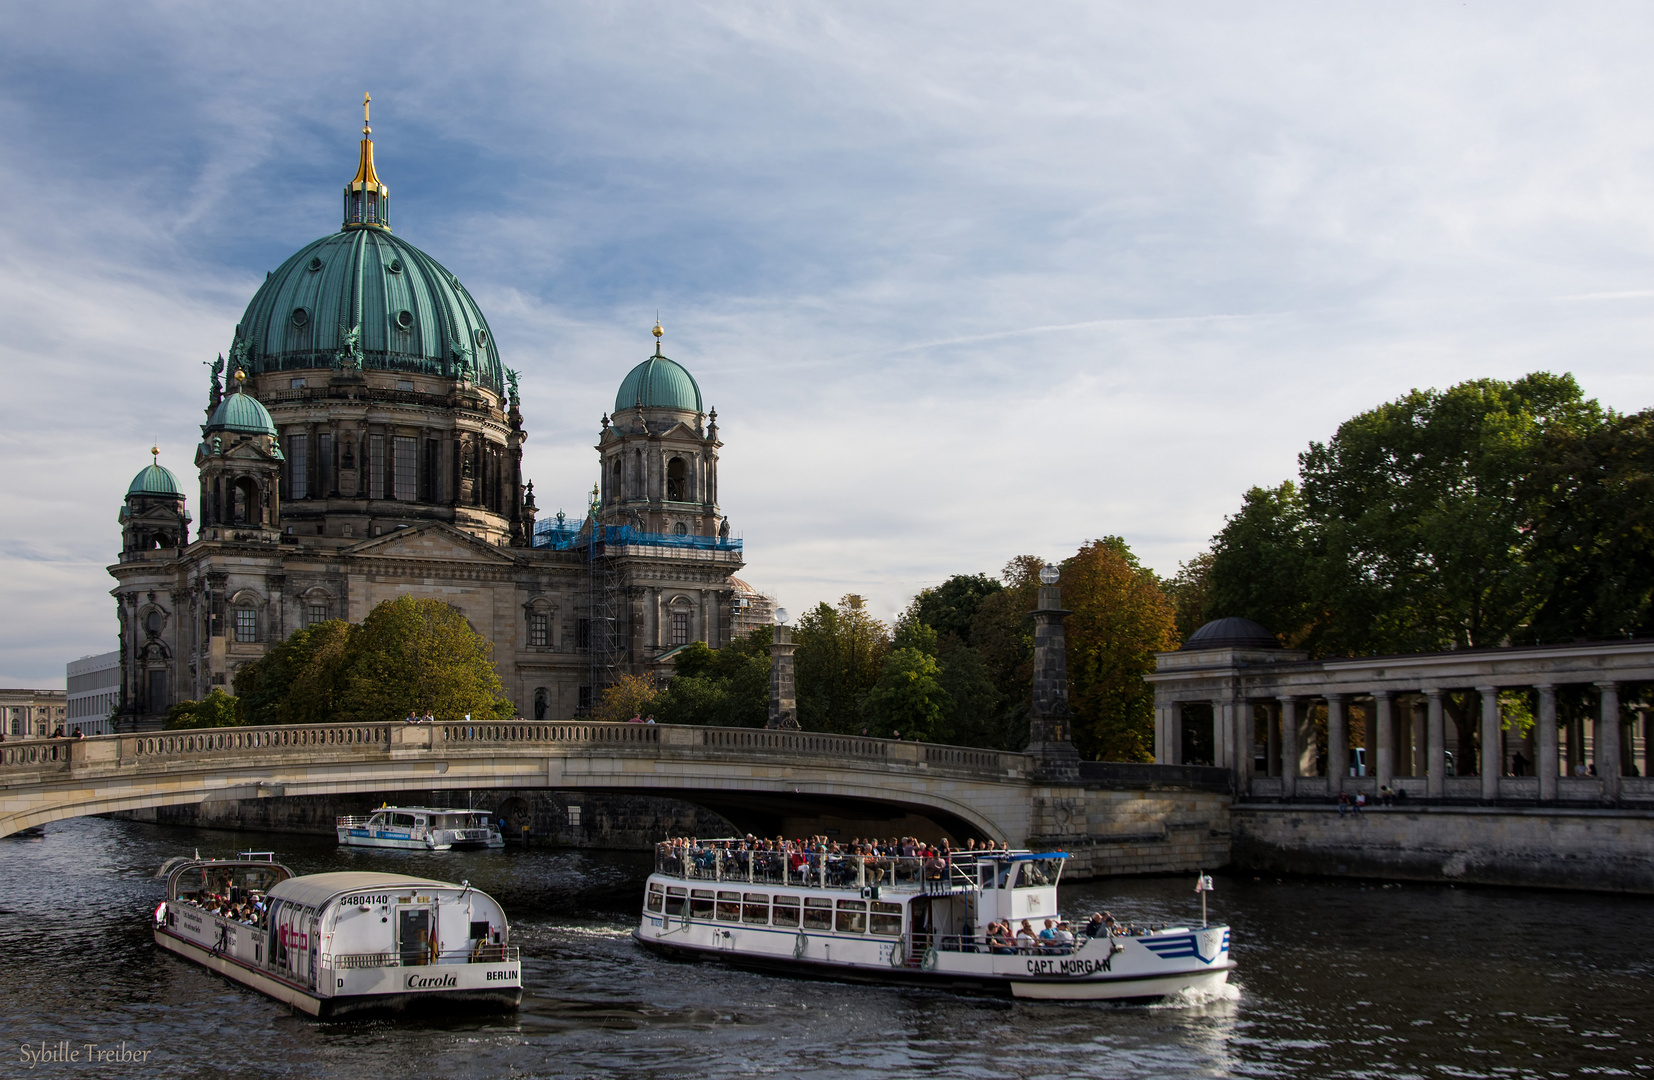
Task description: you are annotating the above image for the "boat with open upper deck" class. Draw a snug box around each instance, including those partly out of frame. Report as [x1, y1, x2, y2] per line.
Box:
[336, 805, 504, 850]
[634, 840, 1232, 1001]
[152, 852, 520, 1017]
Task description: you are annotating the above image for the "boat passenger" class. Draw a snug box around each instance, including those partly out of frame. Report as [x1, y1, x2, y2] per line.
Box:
[1038, 919, 1060, 952]
[1015, 920, 1038, 953]
[1055, 921, 1075, 948]
[1084, 912, 1106, 938]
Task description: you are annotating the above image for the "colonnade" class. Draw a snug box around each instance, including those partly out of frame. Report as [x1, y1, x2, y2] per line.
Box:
[1160, 682, 1652, 802]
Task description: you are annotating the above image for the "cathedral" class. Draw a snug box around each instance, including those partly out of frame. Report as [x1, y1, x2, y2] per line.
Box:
[108, 101, 745, 729]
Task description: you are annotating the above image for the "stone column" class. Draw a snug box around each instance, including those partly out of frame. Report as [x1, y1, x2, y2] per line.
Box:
[1537, 684, 1558, 803]
[1478, 686, 1501, 801]
[1266, 702, 1280, 778]
[1374, 691, 1395, 791]
[1426, 689, 1446, 799]
[1209, 697, 1226, 770]
[1327, 693, 1347, 796]
[1171, 705, 1184, 765]
[1027, 578, 1080, 781]
[1412, 699, 1427, 777]
[767, 624, 798, 729]
[1643, 706, 1652, 782]
[1596, 681, 1622, 800]
[1155, 703, 1177, 764]
[1278, 696, 1299, 800]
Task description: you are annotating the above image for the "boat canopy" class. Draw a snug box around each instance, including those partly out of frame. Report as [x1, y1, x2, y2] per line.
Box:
[266, 871, 461, 910]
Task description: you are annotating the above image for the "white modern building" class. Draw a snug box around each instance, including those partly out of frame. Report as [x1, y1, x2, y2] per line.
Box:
[66, 651, 121, 736]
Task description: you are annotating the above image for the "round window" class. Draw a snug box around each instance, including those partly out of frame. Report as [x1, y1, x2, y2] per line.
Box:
[290, 307, 309, 328]
[307, 256, 323, 272]
[387, 258, 403, 274]
[396, 310, 414, 330]
[674, 523, 688, 536]
[475, 329, 488, 346]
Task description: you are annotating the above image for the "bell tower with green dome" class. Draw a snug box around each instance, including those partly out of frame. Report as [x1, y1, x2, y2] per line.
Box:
[120, 447, 190, 554]
[596, 322, 726, 540]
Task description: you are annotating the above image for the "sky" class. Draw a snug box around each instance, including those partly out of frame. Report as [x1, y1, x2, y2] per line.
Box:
[4, 2, 1654, 686]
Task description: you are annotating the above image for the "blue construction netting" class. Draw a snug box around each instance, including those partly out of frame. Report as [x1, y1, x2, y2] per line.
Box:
[532, 517, 741, 553]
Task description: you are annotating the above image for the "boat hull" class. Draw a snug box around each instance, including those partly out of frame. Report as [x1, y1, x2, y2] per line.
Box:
[634, 930, 1232, 1002]
[154, 928, 521, 1018]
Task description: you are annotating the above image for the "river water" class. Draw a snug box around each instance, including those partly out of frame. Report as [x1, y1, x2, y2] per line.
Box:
[1, 815, 1649, 1079]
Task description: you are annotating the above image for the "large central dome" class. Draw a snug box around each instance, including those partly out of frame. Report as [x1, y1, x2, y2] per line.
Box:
[232, 228, 505, 395]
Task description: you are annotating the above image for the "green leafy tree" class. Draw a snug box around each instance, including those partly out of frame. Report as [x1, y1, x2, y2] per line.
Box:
[1062, 537, 1179, 762]
[164, 687, 244, 729]
[591, 673, 661, 723]
[1205, 482, 1316, 647]
[1164, 551, 1212, 644]
[907, 574, 1003, 647]
[652, 629, 772, 727]
[864, 647, 950, 741]
[235, 620, 352, 725]
[968, 556, 1045, 743]
[793, 596, 890, 732]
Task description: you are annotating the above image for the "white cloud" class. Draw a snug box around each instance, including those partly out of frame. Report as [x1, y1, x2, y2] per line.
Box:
[3, 2, 1654, 681]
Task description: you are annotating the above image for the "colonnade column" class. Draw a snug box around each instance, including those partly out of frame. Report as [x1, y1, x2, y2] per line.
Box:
[1477, 686, 1501, 801]
[1374, 691, 1394, 790]
[1327, 694, 1347, 796]
[1596, 681, 1622, 800]
[1266, 703, 1280, 778]
[1643, 706, 1653, 783]
[1278, 696, 1299, 800]
[1426, 689, 1446, 799]
[1412, 700, 1428, 777]
[1537, 684, 1558, 803]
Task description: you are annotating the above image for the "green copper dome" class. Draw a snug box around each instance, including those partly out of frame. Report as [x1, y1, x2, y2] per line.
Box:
[615, 354, 703, 414]
[206, 389, 279, 436]
[127, 462, 184, 498]
[232, 228, 505, 395]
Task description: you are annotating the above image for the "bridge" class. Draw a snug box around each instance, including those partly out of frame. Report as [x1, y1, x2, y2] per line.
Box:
[0, 721, 1232, 880]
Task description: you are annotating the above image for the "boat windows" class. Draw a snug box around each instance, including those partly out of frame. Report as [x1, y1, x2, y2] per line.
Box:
[689, 890, 715, 919]
[869, 902, 903, 936]
[742, 893, 769, 924]
[391, 813, 417, 828]
[716, 891, 742, 921]
[665, 886, 689, 917]
[1019, 859, 1063, 887]
[646, 886, 665, 913]
[771, 896, 801, 927]
[802, 898, 832, 930]
[835, 900, 868, 934]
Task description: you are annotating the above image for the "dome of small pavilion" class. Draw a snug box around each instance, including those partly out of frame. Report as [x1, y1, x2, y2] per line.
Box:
[615, 353, 703, 415]
[205, 389, 278, 437]
[1181, 616, 1281, 651]
[127, 460, 184, 498]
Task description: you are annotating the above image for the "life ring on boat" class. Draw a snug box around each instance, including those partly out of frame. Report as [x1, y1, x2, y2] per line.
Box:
[890, 940, 906, 967]
[921, 946, 938, 972]
[794, 931, 808, 960]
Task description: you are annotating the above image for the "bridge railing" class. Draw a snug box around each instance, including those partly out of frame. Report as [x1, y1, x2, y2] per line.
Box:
[0, 719, 1028, 782]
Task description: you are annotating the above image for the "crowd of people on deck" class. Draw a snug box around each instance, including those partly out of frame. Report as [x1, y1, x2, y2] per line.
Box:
[658, 835, 1016, 887]
[182, 887, 267, 927]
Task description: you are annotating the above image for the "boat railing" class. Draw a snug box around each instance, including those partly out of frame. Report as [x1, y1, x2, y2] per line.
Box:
[654, 846, 980, 894]
[328, 945, 520, 970]
[336, 815, 372, 827]
[929, 933, 1095, 956]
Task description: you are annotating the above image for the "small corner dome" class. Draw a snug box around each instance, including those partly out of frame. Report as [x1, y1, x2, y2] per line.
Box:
[1181, 616, 1280, 651]
[205, 390, 278, 437]
[615, 355, 703, 414]
[127, 462, 184, 498]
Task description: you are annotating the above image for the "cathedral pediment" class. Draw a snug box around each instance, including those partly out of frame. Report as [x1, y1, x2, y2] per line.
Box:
[340, 522, 518, 564]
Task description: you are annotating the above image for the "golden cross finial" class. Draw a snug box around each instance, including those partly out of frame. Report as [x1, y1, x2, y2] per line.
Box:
[233, 368, 247, 387]
[151, 445, 160, 462]
[363, 92, 371, 135]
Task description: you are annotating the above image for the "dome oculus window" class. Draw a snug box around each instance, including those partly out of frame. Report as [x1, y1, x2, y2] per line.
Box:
[395, 310, 414, 330]
[307, 256, 323, 272]
[387, 258, 403, 274]
[474, 329, 488, 346]
[289, 307, 309, 329]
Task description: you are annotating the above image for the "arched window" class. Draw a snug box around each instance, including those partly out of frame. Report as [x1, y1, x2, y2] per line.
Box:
[610, 458, 622, 502]
[666, 457, 686, 501]
[632, 450, 644, 499]
[232, 478, 259, 524]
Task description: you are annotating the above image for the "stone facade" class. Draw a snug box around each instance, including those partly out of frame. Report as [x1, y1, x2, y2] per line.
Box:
[0, 690, 66, 740]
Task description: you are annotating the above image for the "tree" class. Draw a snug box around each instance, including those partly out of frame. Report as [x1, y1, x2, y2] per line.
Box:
[1163, 551, 1212, 644]
[1061, 537, 1178, 762]
[1205, 482, 1316, 647]
[165, 687, 243, 729]
[652, 628, 772, 727]
[969, 556, 1045, 742]
[907, 574, 1003, 647]
[863, 647, 950, 741]
[793, 596, 890, 732]
[1523, 408, 1654, 641]
[591, 673, 660, 723]
[233, 596, 513, 724]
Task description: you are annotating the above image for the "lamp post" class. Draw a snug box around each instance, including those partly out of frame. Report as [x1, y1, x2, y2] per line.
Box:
[1028, 565, 1081, 780]
[768, 608, 799, 730]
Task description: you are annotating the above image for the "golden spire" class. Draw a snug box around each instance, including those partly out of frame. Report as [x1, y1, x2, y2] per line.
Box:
[151, 445, 160, 463]
[352, 92, 381, 188]
[653, 317, 664, 357]
[344, 93, 390, 229]
[233, 368, 247, 389]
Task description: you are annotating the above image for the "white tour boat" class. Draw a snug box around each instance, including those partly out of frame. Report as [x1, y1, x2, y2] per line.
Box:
[153, 853, 521, 1017]
[336, 806, 505, 850]
[634, 842, 1232, 1001]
